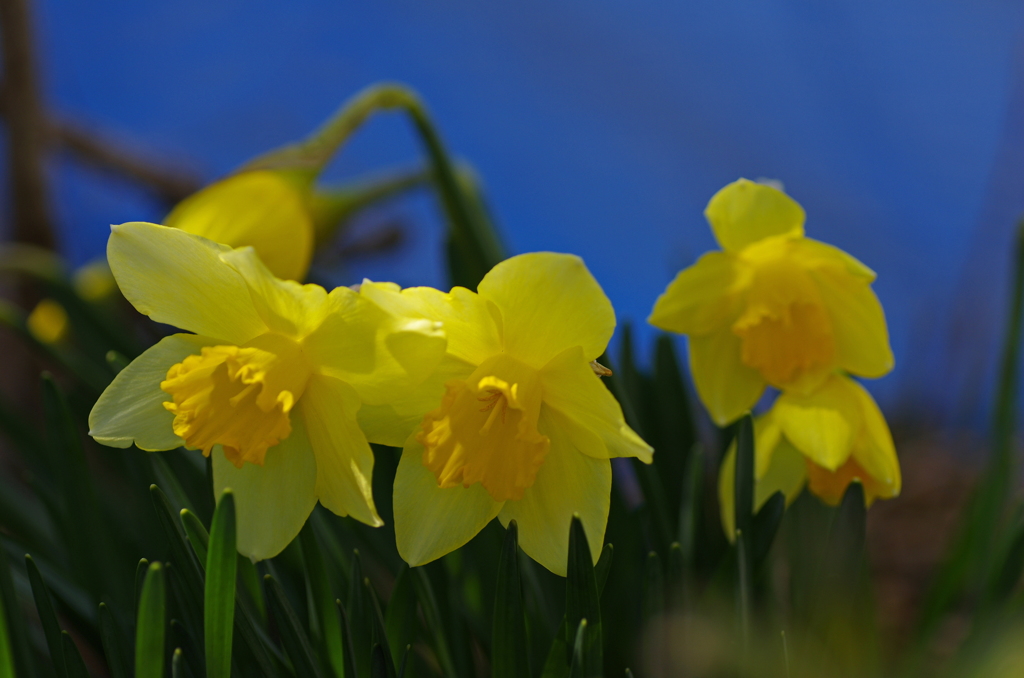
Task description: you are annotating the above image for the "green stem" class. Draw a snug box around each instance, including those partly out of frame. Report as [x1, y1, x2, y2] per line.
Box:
[247, 83, 505, 286]
[986, 219, 1024, 525]
[310, 167, 430, 244]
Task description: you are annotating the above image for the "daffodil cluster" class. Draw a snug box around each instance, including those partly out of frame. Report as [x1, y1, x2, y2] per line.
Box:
[91, 175, 900, 568]
[89, 222, 446, 559]
[649, 179, 899, 525]
[89, 224, 648, 572]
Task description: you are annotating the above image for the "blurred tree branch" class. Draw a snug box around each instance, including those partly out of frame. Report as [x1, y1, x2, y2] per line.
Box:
[0, 0, 200, 247]
[0, 0, 54, 249]
[44, 119, 201, 204]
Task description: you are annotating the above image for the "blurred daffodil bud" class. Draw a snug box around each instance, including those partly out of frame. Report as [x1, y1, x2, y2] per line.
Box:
[27, 298, 69, 345]
[164, 170, 314, 282]
[73, 258, 117, 302]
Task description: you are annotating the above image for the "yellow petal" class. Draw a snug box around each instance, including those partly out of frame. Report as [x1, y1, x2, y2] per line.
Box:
[212, 415, 318, 560]
[705, 179, 805, 252]
[719, 426, 808, 540]
[799, 249, 893, 378]
[790, 238, 876, 281]
[477, 253, 615, 367]
[648, 251, 746, 335]
[498, 409, 611, 576]
[688, 326, 766, 426]
[304, 291, 447, 406]
[539, 346, 652, 463]
[773, 375, 862, 471]
[300, 376, 383, 527]
[219, 246, 331, 339]
[165, 170, 313, 282]
[393, 437, 503, 567]
[108, 222, 267, 345]
[358, 282, 503, 367]
[89, 334, 220, 451]
[849, 380, 901, 498]
[358, 355, 476, 448]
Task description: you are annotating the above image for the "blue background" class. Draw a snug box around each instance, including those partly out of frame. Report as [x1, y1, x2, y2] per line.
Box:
[25, 1, 1024, 426]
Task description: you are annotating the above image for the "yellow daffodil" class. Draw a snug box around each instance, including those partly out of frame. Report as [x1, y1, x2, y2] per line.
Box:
[649, 179, 893, 425]
[354, 253, 652, 576]
[73, 259, 117, 302]
[719, 373, 900, 538]
[27, 299, 69, 345]
[165, 170, 314, 282]
[88, 222, 445, 559]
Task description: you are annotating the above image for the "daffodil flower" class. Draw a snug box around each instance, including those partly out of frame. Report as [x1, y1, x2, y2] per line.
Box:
[88, 222, 445, 559]
[649, 179, 894, 425]
[719, 373, 900, 538]
[356, 253, 652, 575]
[165, 170, 314, 282]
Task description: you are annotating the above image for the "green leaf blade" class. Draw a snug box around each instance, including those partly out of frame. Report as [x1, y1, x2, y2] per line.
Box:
[265, 574, 325, 678]
[135, 562, 167, 678]
[98, 602, 130, 678]
[565, 516, 601, 672]
[26, 555, 66, 678]
[204, 490, 237, 678]
[492, 520, 529, 678]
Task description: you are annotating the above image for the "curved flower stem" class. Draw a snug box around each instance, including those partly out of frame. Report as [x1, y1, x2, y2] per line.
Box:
[247, 83, 506, 287]
[310, 166, 431, 245]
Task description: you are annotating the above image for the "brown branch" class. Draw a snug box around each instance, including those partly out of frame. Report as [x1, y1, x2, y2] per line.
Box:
[0, 0, 54, 249]
[0, 91, 203, 206]
[50, 120, 201, 204]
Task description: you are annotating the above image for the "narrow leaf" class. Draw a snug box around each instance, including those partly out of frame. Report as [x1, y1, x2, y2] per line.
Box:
[492, 520, 529, 678]
[300, 522, 346, 678]
[0, 540, 31, 678]
[752, 491, 786, 564]
[667, 542, 684, 610]
[180, 509, 210, 569]
[171, 649, 184, 678]
[169, 620, 203, 678]
[265, 574, 325, 678]
[60, 631, 90, 678]
[383, 568, 417, 671]
[26, 554, 66, 678]
[149, 485, 205, 632]
[734, 414, 755, 539]
[347, 551, 370, 678]
[411, 569, 457, 678]
[676, 444, 704, 569]
[0, 579, 15, 678]
[365, 580, 397, 678]
[370, 645, 390, 678]
[205, 490, 237, 678]
[643, 551, 664, 624]
[98, 603, 130, 678]
[136, 562, 167, 678]
[565, 516, 601, 670]
[338, 600, 360, 678]
[990, 519, 1024, 602]
[595, 544, 614, 596]
[134, 559, 150, 615]
[828, 482, 867, 572]
[568, 619, 590, 678]
[736, 530, 751, 651]
[41, 374, 105, 600]
[106, 350, 130, 374]
[397, 645, 411, 678]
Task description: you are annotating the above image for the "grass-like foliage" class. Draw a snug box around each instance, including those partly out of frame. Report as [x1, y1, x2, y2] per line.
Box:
[2, 83, 1024, 678]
